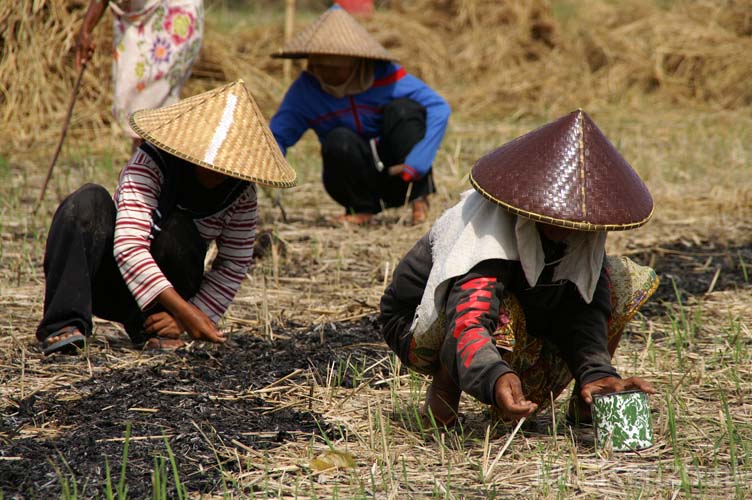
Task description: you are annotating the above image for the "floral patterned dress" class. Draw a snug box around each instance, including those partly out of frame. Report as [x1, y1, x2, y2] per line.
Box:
[111, 0, 204, 138]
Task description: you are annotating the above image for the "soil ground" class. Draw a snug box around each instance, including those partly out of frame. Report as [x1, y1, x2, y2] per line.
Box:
[2, 237, 750, 498]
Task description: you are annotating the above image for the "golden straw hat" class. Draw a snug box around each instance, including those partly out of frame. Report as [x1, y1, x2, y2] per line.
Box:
[470, 109, 653, 231]
[129, 80, 297, 188]
[272, 5, 395, 61]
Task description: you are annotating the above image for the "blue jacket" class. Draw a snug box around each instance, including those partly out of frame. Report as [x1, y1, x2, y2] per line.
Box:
[270, 61, 451, 181]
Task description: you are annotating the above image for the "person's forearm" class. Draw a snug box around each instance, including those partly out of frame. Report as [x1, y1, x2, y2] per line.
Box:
[81, 0, 108, 34]
[156, 287, 192, 319]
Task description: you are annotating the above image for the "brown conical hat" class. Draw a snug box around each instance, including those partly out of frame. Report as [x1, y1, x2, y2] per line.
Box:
[129, 80, 297, 188]
[272, 5, 395, 61]
[470, 110, 653, 231]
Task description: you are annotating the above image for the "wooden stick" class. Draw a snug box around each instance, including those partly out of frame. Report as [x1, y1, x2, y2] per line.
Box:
[35, 60, 88, 213]
[283, 0, 295, 81]
[484, 416, 526, 479]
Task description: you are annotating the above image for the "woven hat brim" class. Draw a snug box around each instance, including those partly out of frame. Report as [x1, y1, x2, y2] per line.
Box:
[130, 117, 297, 188]
[129, 81, 297, 189]
[273, 6, 395, 62]
[272, 50, 396, 61]
[469, 173, 653, 231]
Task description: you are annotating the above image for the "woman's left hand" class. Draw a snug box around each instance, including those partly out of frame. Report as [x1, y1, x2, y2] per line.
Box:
[144, 311, 185, 338]
[387, 164, 405, 176]
[580, 376, 657, 405]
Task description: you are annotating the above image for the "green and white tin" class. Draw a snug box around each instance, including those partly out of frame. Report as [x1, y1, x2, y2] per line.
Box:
[592, 390, 653, 452]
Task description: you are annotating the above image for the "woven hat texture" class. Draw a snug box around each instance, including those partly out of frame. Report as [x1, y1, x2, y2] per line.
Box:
[273, 5, 394, 61]
[129, 80, 296, 188]
[470, 110, 653, 231]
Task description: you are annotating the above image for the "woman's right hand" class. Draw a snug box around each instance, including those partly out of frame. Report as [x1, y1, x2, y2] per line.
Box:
[494, 372, 538, 421]
[75, 30, 95, 70]
[174, 303, 226, 343]
[156, 288, 226, 343]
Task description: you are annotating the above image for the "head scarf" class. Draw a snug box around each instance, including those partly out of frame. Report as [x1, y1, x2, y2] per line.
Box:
[307, 55, 375, 98]
[409, 190, 606, 338]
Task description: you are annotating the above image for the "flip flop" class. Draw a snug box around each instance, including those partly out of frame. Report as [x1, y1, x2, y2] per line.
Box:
[42, 326, 85, 356]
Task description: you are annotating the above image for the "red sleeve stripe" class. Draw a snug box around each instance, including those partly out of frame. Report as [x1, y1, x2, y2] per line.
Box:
[460, 277, 497, 290]
[372, 67, 407, 88]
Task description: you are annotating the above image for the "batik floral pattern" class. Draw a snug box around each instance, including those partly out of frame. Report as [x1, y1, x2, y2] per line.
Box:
[112, 1, 204, 138]
[406, 256, 659, 416]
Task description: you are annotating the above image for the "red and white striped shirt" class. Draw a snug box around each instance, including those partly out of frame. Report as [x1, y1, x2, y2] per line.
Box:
[113, 148, 257, 323]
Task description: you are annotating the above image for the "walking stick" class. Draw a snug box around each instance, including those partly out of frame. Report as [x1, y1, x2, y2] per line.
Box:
[34, 60, 88, 214]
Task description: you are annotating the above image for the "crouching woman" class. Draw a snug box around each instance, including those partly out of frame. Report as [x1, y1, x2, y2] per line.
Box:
[380, 110, 658, 426]
[37, 81, 296, 355]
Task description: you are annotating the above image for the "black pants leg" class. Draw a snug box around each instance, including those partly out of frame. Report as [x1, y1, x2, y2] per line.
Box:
[37, 184, 207, 344]
[321, 127, 382, 214]
[37, 184, 118, 341]
[377, 98, 435, 208]
[321, 99, 436, 214]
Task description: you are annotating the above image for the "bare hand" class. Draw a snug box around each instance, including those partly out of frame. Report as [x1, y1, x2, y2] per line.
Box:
[144, 312, 184, 338]
[75, 30, 95, 70]
[174, 303, 226, 343]
[494, 372, 538, 421]
[580, 376, 656, 405]
[387, 163, 405, 176]
[156, 287, 226, 343]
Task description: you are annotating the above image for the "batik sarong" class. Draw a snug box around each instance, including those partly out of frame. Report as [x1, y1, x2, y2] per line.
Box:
[406, 256, 659, 412]
[111, 0, 204, 138]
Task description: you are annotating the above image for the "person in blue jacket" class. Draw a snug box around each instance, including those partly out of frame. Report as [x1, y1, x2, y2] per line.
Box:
[270, 5, 451, 225]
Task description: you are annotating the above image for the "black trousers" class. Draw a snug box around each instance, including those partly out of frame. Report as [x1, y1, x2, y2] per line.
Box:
[36, 184, 207, 344]
[321, 98, 436, 214]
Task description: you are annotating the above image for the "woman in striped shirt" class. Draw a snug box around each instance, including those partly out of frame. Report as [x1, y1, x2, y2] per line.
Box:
[37, 81, 296, 355]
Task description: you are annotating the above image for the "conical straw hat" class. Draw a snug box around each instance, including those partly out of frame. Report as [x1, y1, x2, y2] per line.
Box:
[129, 80, 297, 188]
[470, 110, 653, 231]
[273, 5, 395, 61]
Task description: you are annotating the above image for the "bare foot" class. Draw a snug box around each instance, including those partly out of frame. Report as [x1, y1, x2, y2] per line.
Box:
[424, 364, 462, 426]
[411, 197, 429, 225]
[145, 337, 186, 351]
[333, 213, 374, 225]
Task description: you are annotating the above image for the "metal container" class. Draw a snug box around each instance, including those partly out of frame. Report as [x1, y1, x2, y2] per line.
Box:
[592, 390, 653, 451]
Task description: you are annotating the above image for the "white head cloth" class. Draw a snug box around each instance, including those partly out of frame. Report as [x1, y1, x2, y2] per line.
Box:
[409, 190, 606, 337]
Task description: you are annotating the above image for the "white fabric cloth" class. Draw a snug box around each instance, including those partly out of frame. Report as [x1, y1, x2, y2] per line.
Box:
[111, 0, 204, 138]
[307, 55, 375, 98]
[409, 190, 606, 337]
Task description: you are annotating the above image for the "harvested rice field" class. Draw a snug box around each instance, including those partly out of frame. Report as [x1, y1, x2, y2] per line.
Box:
[1, 0, 751, 498]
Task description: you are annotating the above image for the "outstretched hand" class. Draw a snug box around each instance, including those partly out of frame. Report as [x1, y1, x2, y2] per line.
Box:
[580, 376, 656, 405]
[156, 288, 226, 344]
[494, 372, 538, 421]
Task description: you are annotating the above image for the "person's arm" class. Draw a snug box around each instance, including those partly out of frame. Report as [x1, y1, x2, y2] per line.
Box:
[76, 0, 109, 70]
[386, 66, 451, 181]
[547, 265, 621, 386]
[189, 186, 257, 323]
[112, 149, 222, 342]
[270, 76, 314, 156]
[439, 260, 515, 406]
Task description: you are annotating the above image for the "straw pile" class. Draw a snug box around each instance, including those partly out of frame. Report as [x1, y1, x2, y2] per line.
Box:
[2, 0, 751, 156]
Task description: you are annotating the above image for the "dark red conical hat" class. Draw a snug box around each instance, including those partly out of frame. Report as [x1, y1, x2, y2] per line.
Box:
[469, 110, 653, 231]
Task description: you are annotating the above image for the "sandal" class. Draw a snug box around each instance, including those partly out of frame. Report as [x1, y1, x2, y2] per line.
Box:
[41, 326, 85, 356]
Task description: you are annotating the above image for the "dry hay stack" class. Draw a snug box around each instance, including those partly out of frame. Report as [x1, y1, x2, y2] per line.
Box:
[373, 0, 752, 116]
[1, 0, 115, 153]
[3, 0, 752, 157]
